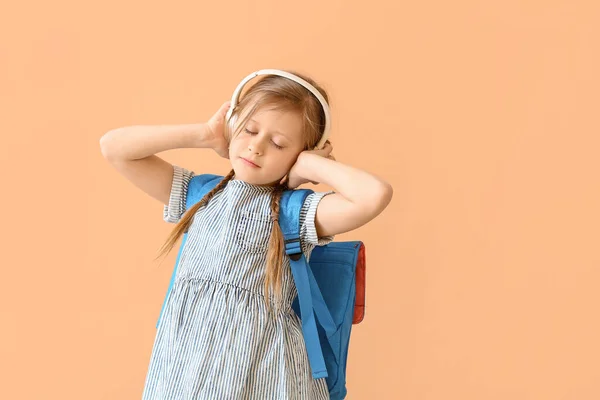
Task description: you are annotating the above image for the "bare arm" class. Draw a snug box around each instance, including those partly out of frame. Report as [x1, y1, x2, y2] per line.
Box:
[99, 123, 216, 205]
[99, 101, 231, 205]
[295, 151, 393, 237]
[100, 123, 211, 161]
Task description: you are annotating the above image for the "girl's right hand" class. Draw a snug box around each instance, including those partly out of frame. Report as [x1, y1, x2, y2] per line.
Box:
[205, 100, 232, 159]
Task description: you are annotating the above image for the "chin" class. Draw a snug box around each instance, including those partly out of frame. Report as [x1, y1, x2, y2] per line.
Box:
[233, 159, 286, 186]
[232, 164, 260, 183]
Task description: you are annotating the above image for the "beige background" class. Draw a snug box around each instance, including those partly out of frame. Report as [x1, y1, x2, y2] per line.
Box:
[1, 0, 599, 399]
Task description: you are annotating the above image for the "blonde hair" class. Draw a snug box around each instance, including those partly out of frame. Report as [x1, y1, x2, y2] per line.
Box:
[155, 70, 330, 312]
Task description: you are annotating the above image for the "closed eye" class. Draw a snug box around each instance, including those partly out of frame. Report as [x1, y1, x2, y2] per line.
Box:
[271, 140, 284, 150]
[245, 129, 284, 149]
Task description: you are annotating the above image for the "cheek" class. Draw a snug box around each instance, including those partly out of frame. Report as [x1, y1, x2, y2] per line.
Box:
[276, 152, 300, 171]
[229, 137, 244, 153]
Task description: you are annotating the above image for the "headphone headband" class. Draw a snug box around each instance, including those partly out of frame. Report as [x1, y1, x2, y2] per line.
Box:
[225, 69, 331, 150]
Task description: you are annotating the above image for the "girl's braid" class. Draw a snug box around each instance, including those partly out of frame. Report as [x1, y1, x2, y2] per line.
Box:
[183, 169, 236, 233]
[155, 169, 235, 261]
[264, 182, 289, 312]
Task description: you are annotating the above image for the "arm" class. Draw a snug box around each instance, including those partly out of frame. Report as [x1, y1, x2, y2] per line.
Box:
[99, 123, 215, 206]
[295, 152, 393, 237]
[99, 101, 231, 206]
[100, 123, 211, 161]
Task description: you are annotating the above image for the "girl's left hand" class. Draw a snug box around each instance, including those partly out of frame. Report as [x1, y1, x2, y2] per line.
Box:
[281, 141, 336, 189]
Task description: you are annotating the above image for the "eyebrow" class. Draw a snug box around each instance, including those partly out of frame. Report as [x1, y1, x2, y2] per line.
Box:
[248, 119, 291, 139]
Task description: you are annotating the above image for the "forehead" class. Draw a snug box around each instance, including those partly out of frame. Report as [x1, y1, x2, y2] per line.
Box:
[247, 107, 303, 139]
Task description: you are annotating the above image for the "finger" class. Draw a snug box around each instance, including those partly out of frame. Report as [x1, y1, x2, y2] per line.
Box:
[316, 142, 333, 156]
[220, 101, 232, 115]
[315, 140, 331, 150]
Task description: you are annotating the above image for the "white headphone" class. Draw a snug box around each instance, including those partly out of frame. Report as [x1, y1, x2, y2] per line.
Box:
[225, 69, 331, 150]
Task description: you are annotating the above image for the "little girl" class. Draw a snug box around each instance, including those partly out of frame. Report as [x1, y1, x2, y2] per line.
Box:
[100, 70, 393, 399]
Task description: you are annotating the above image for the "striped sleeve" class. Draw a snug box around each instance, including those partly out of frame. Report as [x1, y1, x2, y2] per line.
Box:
[162, 165, 195, 224]
[299, 191, 335, 254]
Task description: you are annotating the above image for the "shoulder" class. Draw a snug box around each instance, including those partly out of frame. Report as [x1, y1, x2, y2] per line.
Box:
[171, 168, 225, 210]
[280, 189, 336, 249]
[189, 173, 223, 187]
[279, 188, 334, 220]
[187, 174, 223, 196]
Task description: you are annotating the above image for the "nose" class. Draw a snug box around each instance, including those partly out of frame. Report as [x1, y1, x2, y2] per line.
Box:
[248, 135, 265, 155]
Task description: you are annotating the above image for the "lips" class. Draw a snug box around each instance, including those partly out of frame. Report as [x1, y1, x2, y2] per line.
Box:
[240, 157, 260, 168]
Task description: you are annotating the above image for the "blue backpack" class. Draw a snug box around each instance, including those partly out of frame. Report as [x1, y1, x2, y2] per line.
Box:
[156, 174, 366, 400]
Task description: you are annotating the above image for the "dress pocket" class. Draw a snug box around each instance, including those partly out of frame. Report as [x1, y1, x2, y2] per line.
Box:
[236, 211, 273, 254]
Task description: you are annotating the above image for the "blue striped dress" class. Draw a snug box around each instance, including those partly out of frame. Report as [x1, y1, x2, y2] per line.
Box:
[142, 165, 335, 399]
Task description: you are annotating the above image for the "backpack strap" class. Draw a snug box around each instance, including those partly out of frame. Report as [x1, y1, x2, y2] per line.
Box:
[185, 174, 224, 209]
[156, 173, 224, 328]
[279, 189, 340, 379]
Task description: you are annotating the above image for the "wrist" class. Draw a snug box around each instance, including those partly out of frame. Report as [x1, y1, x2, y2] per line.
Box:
[192, 123, 214, 149]
[296, 152, 318, 181]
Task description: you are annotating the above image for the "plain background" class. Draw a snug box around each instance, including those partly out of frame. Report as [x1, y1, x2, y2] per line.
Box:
[1, 0, 599, 399]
